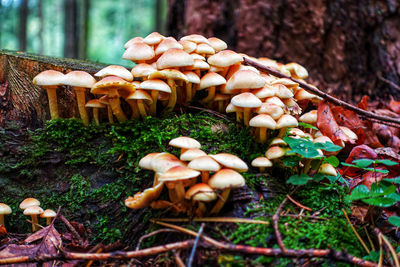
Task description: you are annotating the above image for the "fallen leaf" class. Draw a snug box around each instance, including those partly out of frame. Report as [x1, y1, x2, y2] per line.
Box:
[389, 99, 400, 114]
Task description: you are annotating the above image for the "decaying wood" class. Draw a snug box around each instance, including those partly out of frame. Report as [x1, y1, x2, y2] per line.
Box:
[0, 50, 107, 128]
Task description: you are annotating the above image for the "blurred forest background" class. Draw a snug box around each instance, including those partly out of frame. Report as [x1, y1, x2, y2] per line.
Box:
[1, 0, 400, 101]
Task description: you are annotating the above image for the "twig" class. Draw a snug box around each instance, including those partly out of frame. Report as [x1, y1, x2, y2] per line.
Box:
[136, 229, 179, 251]
[342, 209, 370, 254]
[377, 72, 400, 92]
[158, 217, 270, 225]
[379, 232, 399, 267]
[286, 195, 312, 211]
[243, 57, 400, 127]
[364, 226, 375, 251]
[185, 105, 232, 121]
[174, 250, 186, 267]
[272, 196, 288, 252]
[59, 214, 84, 246]
[281, 214, 328, 220]
[187, 223, 204, 267]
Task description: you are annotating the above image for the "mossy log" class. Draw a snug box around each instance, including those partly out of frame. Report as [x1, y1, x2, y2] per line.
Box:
[0, 49, 107, 128]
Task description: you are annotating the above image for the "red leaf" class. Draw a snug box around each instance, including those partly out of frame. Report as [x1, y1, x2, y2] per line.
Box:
[340, 145, 378, 177]
[357, 95, 369, 110]
[389, 99, 400, 114]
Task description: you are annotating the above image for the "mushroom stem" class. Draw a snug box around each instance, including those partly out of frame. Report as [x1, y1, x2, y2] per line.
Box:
[210, 188, 231, 215]
[45, 86, 59, 119]
[107, 106, 114, 124]
[196, 202, 207, 217]
[93, 108, 100, 125]
[243, 108, 251, 126]
[217, 100, 224, 113]
[259, 167, 266, 173]
[278, 128, 287, 138]
[108, 89, 127, 122]
[0, 215, 4, 226]
[127, 100, 140, 119]
[259, 127, 269, 143]
[137, 100, 148, 118]
[202, 86, 216, 103]
[235, 111, 242, 123]
[185, 82, 192, 104]
[166, 79, 177, 113]
[174, 181, 185, 202]
[74, 88, 89, 126]
[201, 171, 210, 183]
[46, 217, 52, 225]
[30, 215, 39, 232]
[150, 90, 159, 116]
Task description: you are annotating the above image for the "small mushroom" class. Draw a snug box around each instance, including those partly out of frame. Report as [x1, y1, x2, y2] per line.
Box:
[24, 205, 44, 232]
[185, 183, 217, 217]
[198, 72, 226, 104]
[169, 136, 201, 155]
[188, 155, 221, 183]
[40, 209, 57, 225]
[0, 203, 12, 227]
[209, 153, 248, 172]
[124, 182, 164, 209]
[251, 157, 273, 173]
[249, 114, 276, 143]
[85, 99, 106, 125]
[19, 198, 40, 210]
[231, 93, 262, 126]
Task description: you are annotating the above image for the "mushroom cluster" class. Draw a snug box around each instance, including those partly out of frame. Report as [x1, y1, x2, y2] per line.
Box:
[124, 136, 248, 217]
[32, 32, 323, 133]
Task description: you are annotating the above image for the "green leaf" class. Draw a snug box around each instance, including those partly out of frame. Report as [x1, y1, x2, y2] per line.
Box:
[349, 185, 370, 200]
[341, 162, 359, 168]
[353, 159, 374, 168]
[282, 156, 302, 167]
[313, 141, 342, 152]
[298, 122, 318, 130]
[388, 216, 400, 227]
[375, 159, 398, 166]
[386, 192, 400, 201]
[370, 183, 396, 197]
[364, 167, 389, 174]
[286, 174, 312, 185]
[383, 177, 400, 184]
[362, 197, 397, 207]
[313, 173, 325, 182]
[324, 156, 339, 167]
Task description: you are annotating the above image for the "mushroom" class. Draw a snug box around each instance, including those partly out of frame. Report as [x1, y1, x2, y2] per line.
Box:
[182, 71, 200, 104]
[125, 182, 164, 209]
[180, 148, 207, 161]
[226, 70, 266, 94]
[265, 146, 287, 160]
[180, 34, 210, 45]
[207, 50, 243, 77]
[150, 152, 187, 186]
[19, 198, 40, 210]
[209, 153, 248, 172]
[198, 72, 226, 104]
[169, 136, 201, 156]
[255, 103, 284, 120]
[251, 157, 273, 173]
[226, 103, 243, 123]
[123, 36, 144, 49]
[207, 37, 227, 52]
[0, 203, 11, 227]
[285, 62, 309, 79]
[208, 169, 245, 214]
[131, 63, 156, 81]
[155, 37, 183, 57]
[32, 70, 65, 120]
[122, 42, 155, 64]
[188, 155, 221, 183]
[98, 95, 114, 124]
[178, 40, 197, 53]
[249, 114, 276, 143]
[138, 79, 171, 116]
[299, 110, 318, 134]
[318, 163, 338, 177]
[231, 93, 262, 126]
[185, 183, 217, 217]
[275, 114, 299, 138]
[143, 32, 165, 46]
[95, 65, 133, 82]
[85, 99, 106, 125]
[126, 89, 153, 119]
[40, 209, 57, 225]
[24, 205, 44, 232]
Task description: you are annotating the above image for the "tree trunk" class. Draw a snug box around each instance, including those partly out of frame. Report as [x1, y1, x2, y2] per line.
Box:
[18, 0, 29, 51]
[166, 0, 400, 102]
[38, 0, 44, 54]
[155, 0, 163, 33]
[78, 0, 90, 59]
[64, 0, 79, 58]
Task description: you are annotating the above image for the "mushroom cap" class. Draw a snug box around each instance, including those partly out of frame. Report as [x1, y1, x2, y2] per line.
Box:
[257, 57, 279, 69]
[98, 95, 110, 105]
[294, 88, 321, 101]
[180, 34, 210, 44]
[125, 182, 164, 209]
[188, 155, 221, 172]
[19, 198, 40, 209]
[33, 70, 65, 86]
[178, 40, 197, 53]
[273, 84, 294, 99]
[255, 103, 284, 119]
[156, 48, 194, 69]
[190, 53, 206, 61]
[139, 152, 161, 170]
[271, 78, 299, 89]
[251, 157, 273, 168]
[183, 71, 200, 84]
[151, 153, 187, 173]
[169, 136, 201, 150]
[285, 62, 309, 79]
[208, 37, 227, 52]
[208, 169, 245, 190]
[148, 69, 188, 82]
[209, 153, 248, 172]
[287, 128, 306, 138]
[143, 32, 165, 45]
[126, 89, 153, 104]
[158, 166, 200, 182]
[122, 42, 155, 62]
[226, 70, 265, 91]
[249, 114, 277, 129]
[253, 85, 277, 99]
[185, 183, 217, 202]
[318, 163, 338, 177]
[95, 65, 133, 81]
[63, 71, 96, 88]
[238, 65, 260, 74]
[139, 79, 171, 93]
[155, 37, 183, 56]
[276, 114, 298, 129]
[40, 209, 57, 218]
[207, 50, 243, 67]
[91, 76, 135, 95]
[299, 110, 318, 125]
[131, 63, 157, 78]
[339, 126, 358, 141]
[265, 146, 287, 159]
[85, 99, 106, 108]
[180, 148, 207, 161]
[199, 72, 226, 90]
[0, 203, 12, 215]
[123, 37, 144, 49]
[225, 103, 243, 113]
[264, 96, 285, 108]
[189, 59, 210, 70]
[231, 93, 262, 108]
[195, 43, 215, 55]
[23, 205, 44, 215]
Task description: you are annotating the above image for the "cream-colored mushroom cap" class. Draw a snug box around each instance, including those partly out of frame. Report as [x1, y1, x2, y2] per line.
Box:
[255, 103, 284, 119]
[264, 96, 285, 108]
[288, 128, 306, 138]
[139, 79, 171, 93]
[156, 48, 194, 69]
[190, 59, 210, 70]
[95, 65, 133, 81]
[226, 70, 265, 90]
[125, 182, 164, 209]
[180, 34, 210, 44]
[123, 36, 144, 49]
[33, 70, 65, 86]
[251, 157, 273, 168]
[148, 69, 189, 82]
[285, 62, 309, 79]
[143, 32, 165, 45]
[151, 153, 187, 173]
[40, 209, 57, 218]
[199, 72, 226, 90]
[0, 203, 12, 215]
[299, 110, 317, 125]
[188, 156, 221, 172]
[178, 40, 197, 53]
[294, 88, 321, 101]
[155, 37, 183, 56]
[208, 169, 245, 189]
[209, 153, 248, 172]
[231, 93, 262, 108]
[208, 37, 227, 52]
[276, 114, 298, 129]
[265, 146, 286, 159]
[249, 114, 276, 129]
[195, 43, 215, 55]
[183, 71, 200, 84]
[318, 163, 337, 177]
[185, 183, 217, 202]
[139, 152, 161, 170]
[207, 50, 243, 67]
[270, 137, 287, 146]
[23, 205, 44, 215]
[85, 99, 106, 108]
[180, 148, 207, 161]
[313, 136, 333, 144]
[340, 126, 358, 141]
[19, 198, 40, 209]
[271, 78, 299, 89]
[64, 71, 96, 88]
[131, 63, 157, 78]
[169, 136, 201, 150]
[91, 76, 135, 95]
[273, 84, 294, 99]
[158, 166, 200, 182]
[122, 43, 155, 61]
[253, 85, 277, 99]
[126, 89, 153, 104]
[226, 103, 243, 113]
[190, 53, 206, 61]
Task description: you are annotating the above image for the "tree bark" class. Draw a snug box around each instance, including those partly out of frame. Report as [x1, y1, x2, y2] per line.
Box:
[78, 0, 90, 59]
[38, 0, 44, 54]
[166, 0, 400, 102]
[64, 0, 79, 58]
[18, 0, 29, 51]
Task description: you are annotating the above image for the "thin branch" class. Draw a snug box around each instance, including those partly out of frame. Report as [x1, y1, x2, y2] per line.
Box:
[272, 196, 288, 252]
[59, 214, 84, 246]
[286, 195, 312, 211]
[377, 72, 400, 92]
[187, 223, 204, 267]
[243, 57, 400, 127]
[158, 217, 270, 225]
[342, 209, 370, 254]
